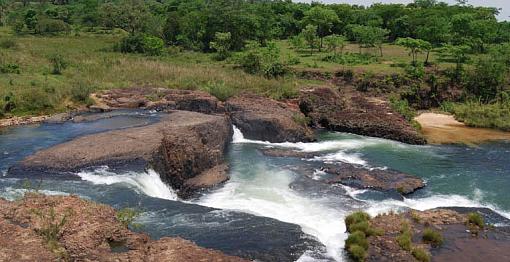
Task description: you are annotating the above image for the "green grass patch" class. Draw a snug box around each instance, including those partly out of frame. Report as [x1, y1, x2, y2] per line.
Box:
[412, 247, 431, 262]
[397, 222, 413, 251]
[449, 100, 510, 131]
[467, 212, 485, 228]
[422, 228, 443, 247]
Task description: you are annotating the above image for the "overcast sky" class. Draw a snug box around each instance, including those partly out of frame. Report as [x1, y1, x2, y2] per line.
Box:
[295, 0, 509, 21]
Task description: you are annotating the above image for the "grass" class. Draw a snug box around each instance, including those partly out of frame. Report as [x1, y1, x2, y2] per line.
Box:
[344, 211, 384, 261]
[0, 26, 302, 117]
[412, 247, 431, 262]
[422, 228, 444, 247]
[32, 207, 72, 259]
[116, 207, 140, 229]
[397, 222, 413, 251]
[449, 100, 510, 131]
[467, 212, 485, 228]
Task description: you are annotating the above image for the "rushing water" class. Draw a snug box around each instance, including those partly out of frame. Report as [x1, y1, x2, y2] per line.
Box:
[1, 112, 510, 261]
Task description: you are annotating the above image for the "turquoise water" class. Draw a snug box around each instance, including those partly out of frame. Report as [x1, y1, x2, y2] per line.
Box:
[1, 114, 510, 261]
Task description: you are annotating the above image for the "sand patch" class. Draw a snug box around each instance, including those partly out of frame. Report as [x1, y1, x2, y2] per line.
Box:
[415, 112, 510, 145]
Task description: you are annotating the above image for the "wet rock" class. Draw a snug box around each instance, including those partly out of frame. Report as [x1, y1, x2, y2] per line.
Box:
[10, 111, 232, 198]
[0, 194, 247, 261]
[95, 87, 224, 114]
[226, 94, 315, 143]
[259, 148, 319, 158]
[299, 87, 426, 145]
[322, 164, 425, 194]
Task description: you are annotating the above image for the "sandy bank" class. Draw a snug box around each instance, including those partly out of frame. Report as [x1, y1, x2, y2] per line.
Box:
[415, 112, 510, 144]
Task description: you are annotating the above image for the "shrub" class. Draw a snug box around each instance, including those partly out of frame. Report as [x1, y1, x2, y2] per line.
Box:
[142, 35, 164, 56]
[451, 100, 510, 131]
[116, 208, 140, 228]
[467, 212, 484, 228]
[49, 54, 68, 75]
[209, 32, 232, 61]
[202, 81, 236, 102]
[348, 244, 367, 262]
[389, 96, 416, 122]
[235, 41, 289, 78]
[412, 247, 431, 262]
[292, 114, 311, 127]
[119, 34, 164, 56]
[422, 228, 443, 247]
[0, 39, 17, 49]
[345, 211, 371, 233]
[32, 207, 72, 258]
[345, 231, 369, 250]
[69, 82, 94, 104]
[0, 63, 21, 74]
[397, 223, 413, 251]
[34, 19, 70, 35]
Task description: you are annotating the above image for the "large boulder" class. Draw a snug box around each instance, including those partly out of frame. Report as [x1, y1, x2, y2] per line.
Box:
[299, 87, 426, 145]
[226, 94, 315, 143]
[10, 111, 232, 198]
[94, 88, 224, 114]
[0, 194, 247, 261]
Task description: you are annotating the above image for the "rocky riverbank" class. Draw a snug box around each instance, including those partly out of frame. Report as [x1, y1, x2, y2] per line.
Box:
[9, 111, 232, 198]
[0, 194, 247, 261]
[345, 208, 510, 262]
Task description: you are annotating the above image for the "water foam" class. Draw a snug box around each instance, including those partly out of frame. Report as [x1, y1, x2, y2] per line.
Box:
[197, 166, 347, 261]
[77, 167, 178, 200]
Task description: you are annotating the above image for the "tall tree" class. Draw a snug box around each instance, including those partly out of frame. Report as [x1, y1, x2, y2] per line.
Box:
[302, 6, 339, 51]
[301, 24, 319, 56]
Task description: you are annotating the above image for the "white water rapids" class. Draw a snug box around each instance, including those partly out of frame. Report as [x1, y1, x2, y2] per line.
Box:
[71, 126, 510, 261]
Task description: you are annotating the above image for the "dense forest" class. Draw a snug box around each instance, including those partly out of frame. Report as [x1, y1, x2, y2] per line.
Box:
[0, 0, 509, 129]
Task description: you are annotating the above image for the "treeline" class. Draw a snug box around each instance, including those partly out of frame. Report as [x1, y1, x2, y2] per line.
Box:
[1, 0, 509, 53]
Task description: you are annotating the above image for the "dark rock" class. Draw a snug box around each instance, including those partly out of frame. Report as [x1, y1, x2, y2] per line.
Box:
[259, 148, 319, 158]
[226, 94, 315, 143]
[10, 111, 233, 198]
[299, 87, 426, 145]
[322, 164, 425, 194]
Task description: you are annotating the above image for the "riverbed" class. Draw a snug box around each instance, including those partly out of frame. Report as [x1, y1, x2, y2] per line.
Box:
[1, 112, 509, 261]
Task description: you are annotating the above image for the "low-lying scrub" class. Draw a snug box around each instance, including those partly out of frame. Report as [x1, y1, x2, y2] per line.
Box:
[344, 211, 383, 261]
[397, 222, 413, 251]
[467, 212, 485, 228]
[449, 100, 510, 131]
[422, 228, 443, 247]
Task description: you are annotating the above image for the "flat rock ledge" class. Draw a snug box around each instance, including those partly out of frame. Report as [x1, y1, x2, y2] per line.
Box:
[9, 111, 233, 198]
[323, 165, 425, 195]
[0, 194, 247, 262]
[299, 87, 426, 145]
[359, 208, 510, 262]
[226, 94, 315, 143]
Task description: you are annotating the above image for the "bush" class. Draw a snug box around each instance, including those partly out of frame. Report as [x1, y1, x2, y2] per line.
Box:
[235, 41, 289, 78]
[467, 212, 484, 228]
[345, 211, 371, 233]
[202, 81, 236, 102]
[348, 244, 367, 262]
[345, 231, 369, 250]
[119, 34, 164, 56]
[451, 100, 510, 131]
[15, 88, 56, 114]
[116, 208, 140, 228]
[397, 223, 413, 251]
[69, 82, 94, 104]
[412, 247, 431, 262]
[422, 228, 443, 247]
[48, 54, 68, 75]
[389, 96, 416, 122]
[0, 39, 17, 49]
[34, 19, 70, 35]
[323, 53, 378, 65]
[0, 63, 21, 74]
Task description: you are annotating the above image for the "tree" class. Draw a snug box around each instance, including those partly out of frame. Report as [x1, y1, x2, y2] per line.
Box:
[437, 45, 471, 82]
[351, 25, 388, 56]
[301, 24, 319, 56]
[24, 9, 38, 31]
[323, 34, 347, 56]
[210, 32, 232, 60]
[100, 0, 151, 34]
[396, 37, 432, 66]
[289, 35, 305, 51]
[416, 16, 451, 46]
[466, 57, 506, 102]
[302, 6, 339, 51]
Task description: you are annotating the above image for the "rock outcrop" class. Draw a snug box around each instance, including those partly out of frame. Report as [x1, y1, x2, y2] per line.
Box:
[352, 208, 510, 262]
[226, 94, 315, 143]
[93, 88, 224, 114]
[10, 111, 232, 198]
[0, 194, 247, 261]
[323, 165, 425, 195]
[299, 87, 426, 145]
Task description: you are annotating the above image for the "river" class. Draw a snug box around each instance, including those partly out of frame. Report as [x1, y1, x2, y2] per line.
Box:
[1, 112, 509, 261]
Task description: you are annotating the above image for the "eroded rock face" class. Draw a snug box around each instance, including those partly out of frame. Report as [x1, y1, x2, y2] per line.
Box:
[94, 88, 224, 114]
[0, 195, 247, 262]
[226, 94, 315, 143]
[299, 87, 426, 145]
[10, 111, 233, 198]
[323, 164, 425, 195]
